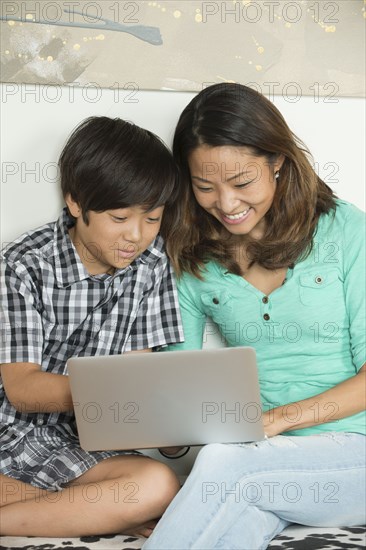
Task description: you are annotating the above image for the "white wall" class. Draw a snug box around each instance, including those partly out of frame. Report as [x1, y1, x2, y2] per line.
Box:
[1, 83, 365, 247]
[1, 84, 365, 474]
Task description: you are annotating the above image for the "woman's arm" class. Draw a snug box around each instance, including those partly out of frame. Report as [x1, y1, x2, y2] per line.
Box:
[265, 205, 366, 436]
[166, 273, 207, 351]
[0, 362, 74, 413]
[264, 363, 366, 436]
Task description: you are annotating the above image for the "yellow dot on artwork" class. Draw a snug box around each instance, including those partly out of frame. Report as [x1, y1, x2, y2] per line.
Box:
[8, 20, 15, 26]
[95, 34, 105, 40]
[363, 11, 366, 19]
[47, 56, 53, 62]
[249, 60, 253, 64]
[18, 53, 22, 57]
[257, 46, 264, 54]
[195, 13, 202, 22]
[162, 7, 166, 11]
[83, 37, 88, 41]
[5, 50, 10, 55]
[63, 40, 67, 44]
[285, 22, 291, 28]
[256, 65, 262, 71]
[325, 25, 336, 32]
[25, 13, 34, 20]
[73, 43, 81, 51]
[196, 8, 201, 12]
[152, 2, 157, 6]
[173, 10, 181, 18]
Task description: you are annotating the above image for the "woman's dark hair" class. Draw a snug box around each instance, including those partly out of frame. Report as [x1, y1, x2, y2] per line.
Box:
[59, 116, 178, 225]
[167, 83, 336, 277]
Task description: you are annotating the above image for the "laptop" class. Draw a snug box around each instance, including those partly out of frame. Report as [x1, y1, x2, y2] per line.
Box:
[67, 346, 265, 451]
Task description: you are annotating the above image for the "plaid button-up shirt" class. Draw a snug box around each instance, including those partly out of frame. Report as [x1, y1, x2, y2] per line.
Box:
[0, 209, 184, 448]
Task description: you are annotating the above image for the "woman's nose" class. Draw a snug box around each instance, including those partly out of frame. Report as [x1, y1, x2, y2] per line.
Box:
[216, 189, 241, 213]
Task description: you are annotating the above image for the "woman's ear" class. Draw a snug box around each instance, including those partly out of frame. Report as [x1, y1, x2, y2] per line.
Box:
[65, 194, 82, 219]
[274, 154, 286, 173]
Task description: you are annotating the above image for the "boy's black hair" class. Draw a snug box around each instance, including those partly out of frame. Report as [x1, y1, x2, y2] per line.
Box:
[59, 116, 178, 223]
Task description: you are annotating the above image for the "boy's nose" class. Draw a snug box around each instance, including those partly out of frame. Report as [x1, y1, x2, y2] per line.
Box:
[122, 224, 141, 243]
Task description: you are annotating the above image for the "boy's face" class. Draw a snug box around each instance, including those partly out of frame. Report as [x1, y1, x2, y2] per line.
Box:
[66, 195, 164, 275]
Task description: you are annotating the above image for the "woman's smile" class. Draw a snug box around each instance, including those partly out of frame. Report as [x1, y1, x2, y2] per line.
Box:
[220, 207, 252, 225]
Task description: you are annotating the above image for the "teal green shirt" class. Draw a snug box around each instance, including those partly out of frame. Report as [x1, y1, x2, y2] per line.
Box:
[168, 200, 366, 436]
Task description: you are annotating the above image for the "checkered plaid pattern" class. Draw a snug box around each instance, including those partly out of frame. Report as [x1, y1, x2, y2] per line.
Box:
[0, 209, 183, 488]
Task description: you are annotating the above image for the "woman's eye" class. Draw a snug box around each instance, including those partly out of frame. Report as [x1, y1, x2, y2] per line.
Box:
[235, 181, 252, 189]
[197, 187, 212, 193]
[147, 217, 161, 223]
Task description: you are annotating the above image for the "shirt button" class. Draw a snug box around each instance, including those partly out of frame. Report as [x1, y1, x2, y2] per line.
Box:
[315, 276, 323, 284]
[262, 296, 269, 304]
[263, 313, 270, 321]
[212, 297, 219, 304]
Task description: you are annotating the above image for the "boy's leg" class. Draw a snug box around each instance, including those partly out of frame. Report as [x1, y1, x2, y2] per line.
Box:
[0, 455, 180, 537]
[143, 433, 366, 550]
[1, 474, 48, 506]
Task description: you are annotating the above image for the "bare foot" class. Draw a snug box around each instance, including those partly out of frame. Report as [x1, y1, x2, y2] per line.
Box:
[124, 519, 158, 538]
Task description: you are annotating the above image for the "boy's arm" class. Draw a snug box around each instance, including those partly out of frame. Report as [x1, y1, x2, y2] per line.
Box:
[0, 362, 74, 413]
[1, 351, 152, 413]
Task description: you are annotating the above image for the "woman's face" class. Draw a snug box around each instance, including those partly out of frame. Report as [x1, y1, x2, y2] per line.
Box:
[188, 145, 284, 240]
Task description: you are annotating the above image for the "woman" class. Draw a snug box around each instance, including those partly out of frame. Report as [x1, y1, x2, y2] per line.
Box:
[144, 83, 366, 549]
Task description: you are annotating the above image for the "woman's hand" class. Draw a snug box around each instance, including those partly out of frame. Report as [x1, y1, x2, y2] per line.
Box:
[262, 407, 286, 438]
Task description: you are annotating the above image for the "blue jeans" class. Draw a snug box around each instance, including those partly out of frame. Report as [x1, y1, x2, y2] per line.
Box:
[143, 433, 366, 550]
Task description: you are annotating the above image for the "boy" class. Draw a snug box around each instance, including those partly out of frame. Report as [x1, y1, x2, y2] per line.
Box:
[0, 117, 184, 537]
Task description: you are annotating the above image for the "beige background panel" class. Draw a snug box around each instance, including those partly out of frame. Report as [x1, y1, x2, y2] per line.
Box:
[1, 0, 365, 96]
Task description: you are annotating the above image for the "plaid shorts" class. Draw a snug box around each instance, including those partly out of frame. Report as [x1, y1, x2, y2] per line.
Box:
[1, 424, 141, 491]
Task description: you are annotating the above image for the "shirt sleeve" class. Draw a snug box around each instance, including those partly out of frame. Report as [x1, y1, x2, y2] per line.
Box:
[341, 204, 366, 371]
[0, 260, 44, 365]
[166, 273, 207, 351]
[127, 258, 184, 351]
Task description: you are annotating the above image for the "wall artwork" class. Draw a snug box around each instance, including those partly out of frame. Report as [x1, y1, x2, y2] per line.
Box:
[1, 0, 365, 97]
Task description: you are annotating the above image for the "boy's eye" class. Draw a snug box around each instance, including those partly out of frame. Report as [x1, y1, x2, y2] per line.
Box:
[112, 216, 127, 222]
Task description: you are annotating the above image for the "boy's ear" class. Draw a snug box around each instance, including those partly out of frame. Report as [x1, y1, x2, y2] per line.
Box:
[65, 194, 82, 219]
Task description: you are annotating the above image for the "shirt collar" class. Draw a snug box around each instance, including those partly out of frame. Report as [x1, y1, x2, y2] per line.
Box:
[53, 208, 90, 288]
[53, 208, 166, 288]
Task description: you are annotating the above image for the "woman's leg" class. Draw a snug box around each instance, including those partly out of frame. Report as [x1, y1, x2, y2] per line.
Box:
[143, 433, 366, 550]
[0, 455, 180, 537]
